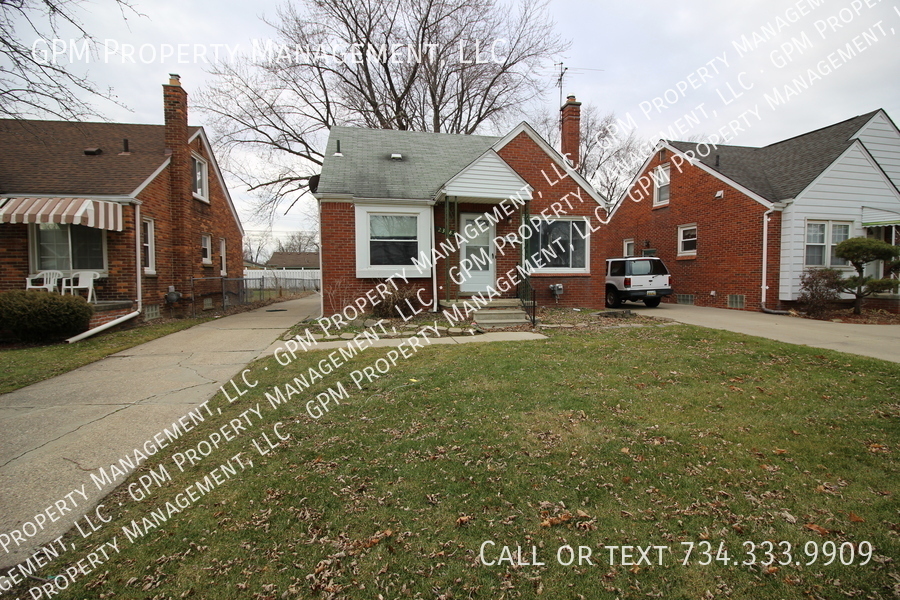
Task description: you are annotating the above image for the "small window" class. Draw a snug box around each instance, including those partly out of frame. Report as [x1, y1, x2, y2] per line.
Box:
[220, 238, 227, 276]
[201, 234, 212, 264]
[623, 239, 635, 257]
[370, 215, 418, 265]
[141, 219, 156, 274]
[727, 294, 746, 309]
[143, 304, 161, 320]
[192, 155, 209, 202]
[678, 224, 697, 256]
[676, 294, 695, 305]
[653, 164, 670, 206]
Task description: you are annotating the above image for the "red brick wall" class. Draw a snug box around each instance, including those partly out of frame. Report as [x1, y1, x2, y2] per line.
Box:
[88, 307, 135, 329]
[605, 150, 781, 310]
[0, 224, 30, 292]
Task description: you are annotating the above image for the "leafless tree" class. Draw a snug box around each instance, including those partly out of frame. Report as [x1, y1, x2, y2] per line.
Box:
[275, 230, 320, 253]
[1, 0, 138, 120]
[196, 0, 568, 221]
[531, 104, 647, 206]
[243, 230, 274, 264]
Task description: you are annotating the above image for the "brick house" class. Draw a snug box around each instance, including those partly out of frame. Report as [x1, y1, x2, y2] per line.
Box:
[314, 96, 609, 319]
[606, 109, 900, 312]
[0, 75, 244, 331]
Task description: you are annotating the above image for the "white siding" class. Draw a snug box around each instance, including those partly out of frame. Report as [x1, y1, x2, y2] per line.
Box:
[779, 142, 900, 300]
[442, 150, 531, 200]
[855, 111, 900, 191]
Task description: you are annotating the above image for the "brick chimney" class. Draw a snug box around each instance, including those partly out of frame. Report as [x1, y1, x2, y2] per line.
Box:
[162, 74, 191, 293]
[560, 94, 581, 168]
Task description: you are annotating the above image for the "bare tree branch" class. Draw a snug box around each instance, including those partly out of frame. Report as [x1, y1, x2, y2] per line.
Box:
[196, 0, 568, 221]
[1, 0, 139, 120]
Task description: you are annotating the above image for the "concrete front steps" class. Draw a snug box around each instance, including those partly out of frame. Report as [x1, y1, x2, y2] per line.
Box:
[439, 298, 534, 328]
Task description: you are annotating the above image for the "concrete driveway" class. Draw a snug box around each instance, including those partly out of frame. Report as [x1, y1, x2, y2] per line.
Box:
[0, 294, 321, 569]
[630, 302, 900, 363]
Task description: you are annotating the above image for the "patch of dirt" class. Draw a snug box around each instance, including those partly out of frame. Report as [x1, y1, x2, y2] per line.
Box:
[799, 308, 900, 325]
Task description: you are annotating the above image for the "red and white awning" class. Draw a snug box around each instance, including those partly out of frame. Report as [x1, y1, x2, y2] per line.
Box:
[0, 197, 124, 231]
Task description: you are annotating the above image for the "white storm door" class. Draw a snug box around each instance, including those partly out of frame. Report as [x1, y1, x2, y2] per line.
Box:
[459, 213, 495, 294]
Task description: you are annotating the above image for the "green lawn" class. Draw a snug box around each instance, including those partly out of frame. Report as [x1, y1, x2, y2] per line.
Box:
[9, 324, 899, 599]
[0, 317, 210, 394]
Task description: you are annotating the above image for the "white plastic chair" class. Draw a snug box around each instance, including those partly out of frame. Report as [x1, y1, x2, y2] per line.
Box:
[25, 270, 64, 293]
[61, 271, 100, 303]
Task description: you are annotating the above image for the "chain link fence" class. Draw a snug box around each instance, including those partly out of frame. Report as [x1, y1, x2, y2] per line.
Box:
[190, 270, 320, 316]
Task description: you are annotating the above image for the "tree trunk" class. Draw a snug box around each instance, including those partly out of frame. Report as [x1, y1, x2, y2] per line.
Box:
[854, 286, 863, 315]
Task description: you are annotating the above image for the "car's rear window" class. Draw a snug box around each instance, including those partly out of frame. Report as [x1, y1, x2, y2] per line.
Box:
[627, 260, 669, 275]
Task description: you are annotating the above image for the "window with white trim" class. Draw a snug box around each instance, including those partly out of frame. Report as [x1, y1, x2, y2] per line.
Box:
[201, 234, 212, 264]
[220, 238, 227, 276]
[653, 164, 670, 206]
[192, 154, 209, 202]
[31, 223, 105, 272]
[678, 224, 697, 256]
[141, 219, 156, 274]
[355, 205, 432, 278]
[805, 221, 851, 267]
[527, 217, 589, 273]
[623, 238, 635, 257]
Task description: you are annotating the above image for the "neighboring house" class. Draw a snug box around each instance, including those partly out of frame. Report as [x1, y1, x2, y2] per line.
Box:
[314, 96, 608, 317]
[267, 251, 320, 270]
[0, 75, 244, 329]
[606, 109, 900, 312]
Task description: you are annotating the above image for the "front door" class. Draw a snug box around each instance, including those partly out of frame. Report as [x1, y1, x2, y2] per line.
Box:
[459, 213, 495, 294]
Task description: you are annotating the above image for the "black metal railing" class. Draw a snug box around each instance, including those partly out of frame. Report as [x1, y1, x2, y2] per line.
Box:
[517, 274, 537, 326]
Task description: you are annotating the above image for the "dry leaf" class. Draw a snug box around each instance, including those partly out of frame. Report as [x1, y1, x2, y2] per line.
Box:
[804, 523, 829, 536]
[456, 515, 472, 526]
[773, 448, 787, 455]
[848, 512, 865, 523]
[620, 447, 630, 454]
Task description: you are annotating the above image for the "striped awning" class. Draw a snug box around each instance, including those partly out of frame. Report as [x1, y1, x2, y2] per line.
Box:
[0, 197, 124, 231]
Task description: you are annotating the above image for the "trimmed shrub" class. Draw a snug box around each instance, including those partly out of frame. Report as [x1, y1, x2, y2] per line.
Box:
[370, 285, 422, 320]
[0, 290, 93, 342]
[797, 268, 843, 319]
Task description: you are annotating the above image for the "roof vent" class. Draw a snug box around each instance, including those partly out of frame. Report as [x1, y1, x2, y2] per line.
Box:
[118, 138, 130, 156]
[84, 148, 103, 156]
[333, 139, 343, 157]
[391, 153, 403, 161]
[715, 154, 720, 167]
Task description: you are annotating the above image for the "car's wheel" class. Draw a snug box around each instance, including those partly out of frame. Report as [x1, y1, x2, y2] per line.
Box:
[606, 286, 622, 308]
[643, 297, 661, 308]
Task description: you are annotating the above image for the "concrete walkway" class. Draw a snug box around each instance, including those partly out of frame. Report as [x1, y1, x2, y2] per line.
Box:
[639, 303, 900, 363]
[0, 295, 321, 569]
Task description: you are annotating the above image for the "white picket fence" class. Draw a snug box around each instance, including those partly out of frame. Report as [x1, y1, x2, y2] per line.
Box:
[242, 269, 320, 291]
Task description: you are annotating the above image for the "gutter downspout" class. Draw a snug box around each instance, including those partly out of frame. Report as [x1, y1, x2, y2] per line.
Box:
[67, 201, 143, 343]
[431, 201, 439, 313]
[760, 204, 791, 315]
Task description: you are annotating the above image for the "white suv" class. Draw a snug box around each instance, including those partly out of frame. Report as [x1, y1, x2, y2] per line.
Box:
[605, 257, 672, 308]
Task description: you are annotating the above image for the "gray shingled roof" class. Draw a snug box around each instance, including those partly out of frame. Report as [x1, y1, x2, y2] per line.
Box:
[0, 119, 202, 196]
[317, 126, 501, 199]
[669, 110, 880, 202]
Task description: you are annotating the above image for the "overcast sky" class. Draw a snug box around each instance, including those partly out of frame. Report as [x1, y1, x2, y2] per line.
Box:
[31, 0, 900, 237]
